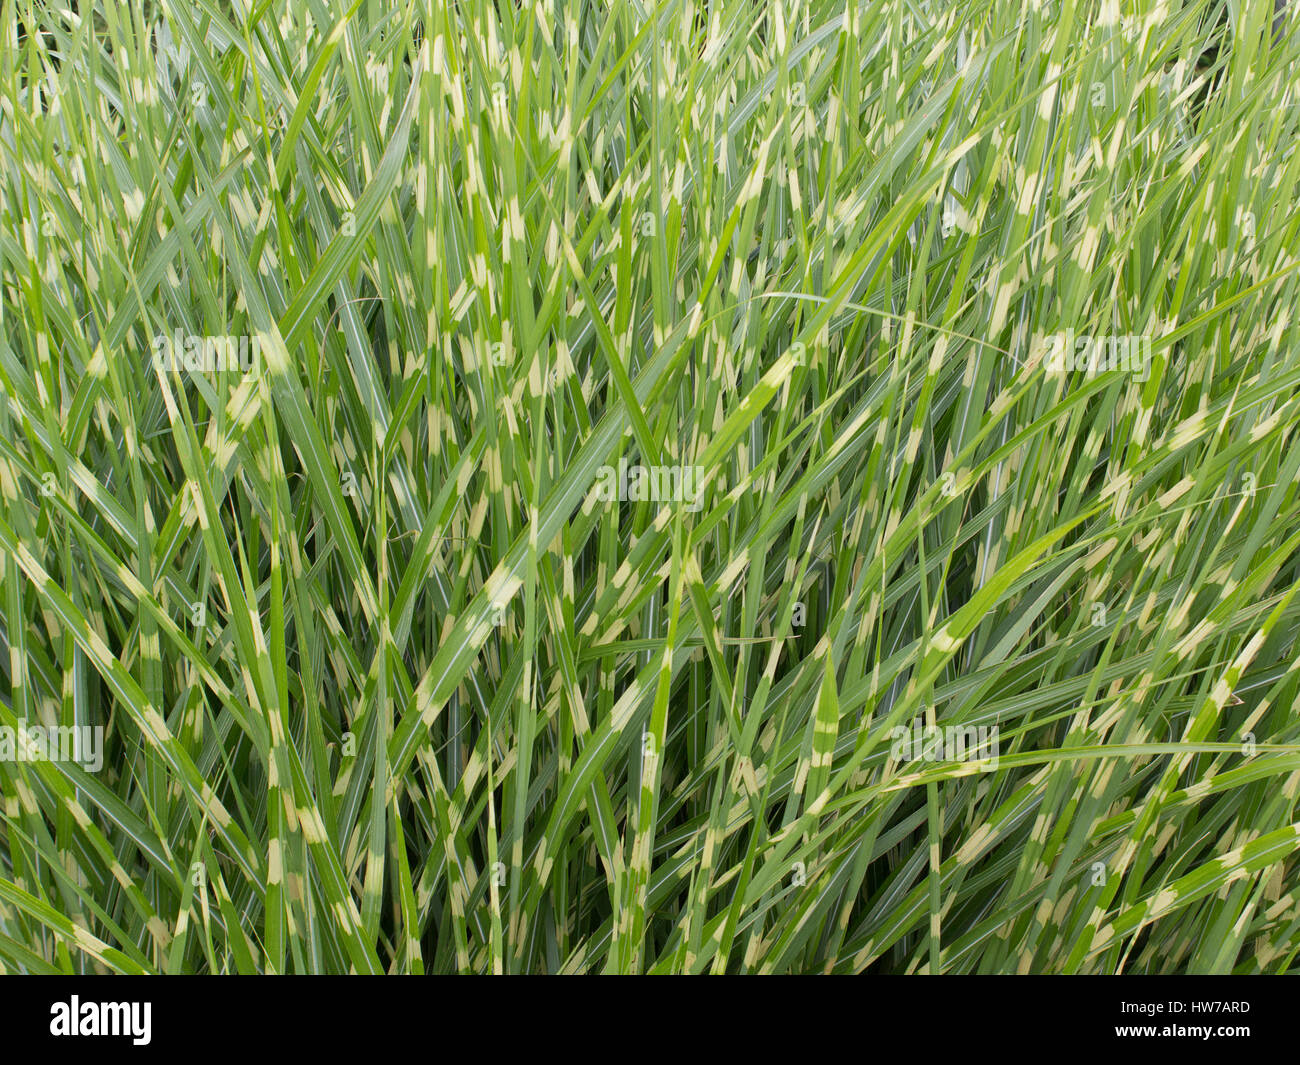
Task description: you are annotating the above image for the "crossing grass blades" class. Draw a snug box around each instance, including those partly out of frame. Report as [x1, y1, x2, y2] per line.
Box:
[1, 0, 1300, 975]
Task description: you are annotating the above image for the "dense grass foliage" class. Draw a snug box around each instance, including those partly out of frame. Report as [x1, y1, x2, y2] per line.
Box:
[1, 0, 1300, 974]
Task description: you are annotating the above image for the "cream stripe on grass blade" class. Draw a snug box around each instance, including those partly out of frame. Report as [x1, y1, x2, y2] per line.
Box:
[1, 0, 1300, 974]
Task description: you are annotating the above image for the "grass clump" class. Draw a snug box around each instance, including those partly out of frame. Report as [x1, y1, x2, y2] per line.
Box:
[1, 0, 1300, 974]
